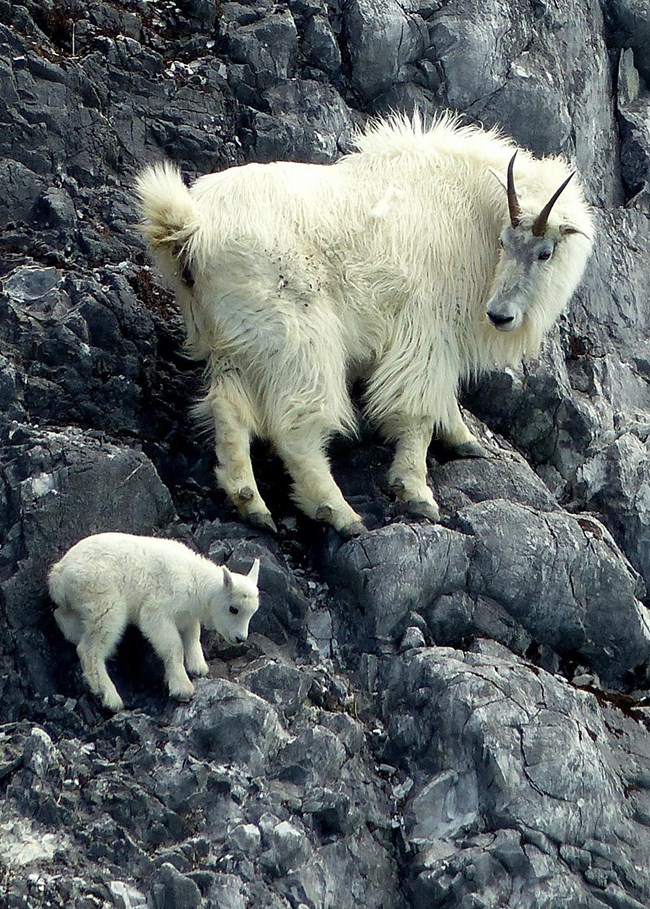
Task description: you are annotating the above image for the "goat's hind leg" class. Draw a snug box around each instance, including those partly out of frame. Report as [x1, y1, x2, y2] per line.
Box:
[383, 415, 440, 522]
[274, 424, 367, 537]
[76, 600, 126, 712]
[202, 376, 277, 533]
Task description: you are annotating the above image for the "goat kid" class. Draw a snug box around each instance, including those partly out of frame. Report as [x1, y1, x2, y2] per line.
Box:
[49, 532, 260, 711]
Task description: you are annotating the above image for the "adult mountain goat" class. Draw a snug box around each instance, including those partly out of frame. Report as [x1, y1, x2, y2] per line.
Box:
[136, 113, 594, 536]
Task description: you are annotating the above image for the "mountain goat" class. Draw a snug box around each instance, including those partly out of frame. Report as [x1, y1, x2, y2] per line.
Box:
[49, 532, 260, 711]
[136, 112, 594, 536]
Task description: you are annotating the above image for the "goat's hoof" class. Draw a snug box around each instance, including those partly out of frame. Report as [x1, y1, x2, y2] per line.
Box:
[448, 441, 490, 459]
[171, 682, 195, 702]
[246, 511, 278, 534]
[102, 693, 124, 713]
[237, 486, 255, 503]
[397, 500, 440, 522]
[339, 520, 368, 538]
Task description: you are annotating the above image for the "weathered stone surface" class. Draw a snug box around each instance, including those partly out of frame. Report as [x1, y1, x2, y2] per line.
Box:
[1, 1, 650, 907]
[343, 0, 427, 101]
[382, 643, 650, 908]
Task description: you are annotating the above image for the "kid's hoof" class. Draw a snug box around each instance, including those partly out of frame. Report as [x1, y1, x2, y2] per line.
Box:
[397, 500, 440, 522]
[339, 520, 368, 538]
[187, 662, 210, 678]
[448, 441, 491, 459]
[246, 512, 278, 534]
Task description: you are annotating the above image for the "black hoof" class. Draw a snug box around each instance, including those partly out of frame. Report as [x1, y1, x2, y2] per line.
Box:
[246, 512, 278, 534]
[396, 500, 440, 522]
[448, 441, 491, 459]
[339, 520, 368, 538]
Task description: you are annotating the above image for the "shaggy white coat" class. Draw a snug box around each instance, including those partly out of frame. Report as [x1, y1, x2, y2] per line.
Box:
[49, 532, 260, 711]
[136, 112, 594, 533]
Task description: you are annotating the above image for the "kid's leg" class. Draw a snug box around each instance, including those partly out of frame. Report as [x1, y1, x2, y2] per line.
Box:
[181, 621, 209, 677]
[140, 613, 195, 701]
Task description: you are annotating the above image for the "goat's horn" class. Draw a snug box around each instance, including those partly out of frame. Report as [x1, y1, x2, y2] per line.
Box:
[507, 152, 522, 228]
[532, 172, 575, 237]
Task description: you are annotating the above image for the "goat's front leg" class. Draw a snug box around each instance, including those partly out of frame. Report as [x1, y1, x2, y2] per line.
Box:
[140, 612, 195, 701]
[384, 416, 440, 522]
[274, 425, 366, 537]
[438, 400, 489, 458]
[206, 379, 277, 533]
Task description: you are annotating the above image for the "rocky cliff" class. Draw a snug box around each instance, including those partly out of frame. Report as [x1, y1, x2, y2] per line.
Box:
[1, 1, 650, 907]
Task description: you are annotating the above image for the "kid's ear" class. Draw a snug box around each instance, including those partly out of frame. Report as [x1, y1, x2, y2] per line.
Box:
[223, 566, 233, 591]
[248, 558, 260, 585]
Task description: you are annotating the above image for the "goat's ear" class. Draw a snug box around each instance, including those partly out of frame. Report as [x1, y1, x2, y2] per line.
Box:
[488, 167, 508, 192]
[247, 558, 260, 585]
[222, 566, 233, 591]
[559, 223, 591, 240]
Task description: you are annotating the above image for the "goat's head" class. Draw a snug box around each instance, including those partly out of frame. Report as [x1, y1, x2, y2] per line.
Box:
[486, 153, 589, 333]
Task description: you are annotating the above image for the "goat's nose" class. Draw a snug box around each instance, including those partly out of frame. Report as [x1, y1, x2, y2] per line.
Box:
[488, 311, 515, 327]
[235, 635, 245, 644]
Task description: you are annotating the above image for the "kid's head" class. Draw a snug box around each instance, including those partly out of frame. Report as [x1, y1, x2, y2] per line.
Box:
[209, 559, 260, 644]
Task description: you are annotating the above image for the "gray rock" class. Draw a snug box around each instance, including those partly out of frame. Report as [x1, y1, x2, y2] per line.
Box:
[603, 0, 650, 83]
[225, 9, 298, 90]
[302, 14, 342, 77]
[459, 499, 650, 684]
[383, 644, 650, 907]
[326, 523, 472, 642]
[343, 0, 427, 100]
[175, 679, 287, 772]
[149, 863, 202, 909]
[616, 49, 650, 203]
[1, 2, 650, 908]
[261, 819, 311, 876]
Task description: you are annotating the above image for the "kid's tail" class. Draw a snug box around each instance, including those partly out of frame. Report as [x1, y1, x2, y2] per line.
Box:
[135, 162, 197, 249]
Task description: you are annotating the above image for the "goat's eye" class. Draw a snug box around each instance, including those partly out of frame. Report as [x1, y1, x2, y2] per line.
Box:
[229, 606, 239, 615]
[538, 250, 552, 261]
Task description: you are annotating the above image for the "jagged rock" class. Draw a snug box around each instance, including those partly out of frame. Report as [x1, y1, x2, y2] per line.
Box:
[1, 1, 650, 907]
[603, 0, 650, 82]
[383, 642, 650, 908]
[343, 0, 427, 101]
[174, 678, 287, 771]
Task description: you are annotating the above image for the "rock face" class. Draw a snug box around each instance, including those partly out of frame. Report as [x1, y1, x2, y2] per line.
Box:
[1, 1, 649, 907]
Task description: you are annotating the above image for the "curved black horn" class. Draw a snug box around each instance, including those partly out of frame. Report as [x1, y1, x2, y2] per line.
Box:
[532, 172, 575, 237]
[507, 152, 522, 227]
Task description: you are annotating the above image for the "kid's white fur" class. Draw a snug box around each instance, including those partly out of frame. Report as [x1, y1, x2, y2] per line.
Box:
[48, 532, 260, 712]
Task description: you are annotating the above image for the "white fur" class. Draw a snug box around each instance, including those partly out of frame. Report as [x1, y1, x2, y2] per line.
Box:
[48, 532, 260, 712]
[135, 111, 594, 533]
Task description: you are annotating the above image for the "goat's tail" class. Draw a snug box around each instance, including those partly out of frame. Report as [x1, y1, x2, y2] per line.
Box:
[135, 162, 197, 249]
